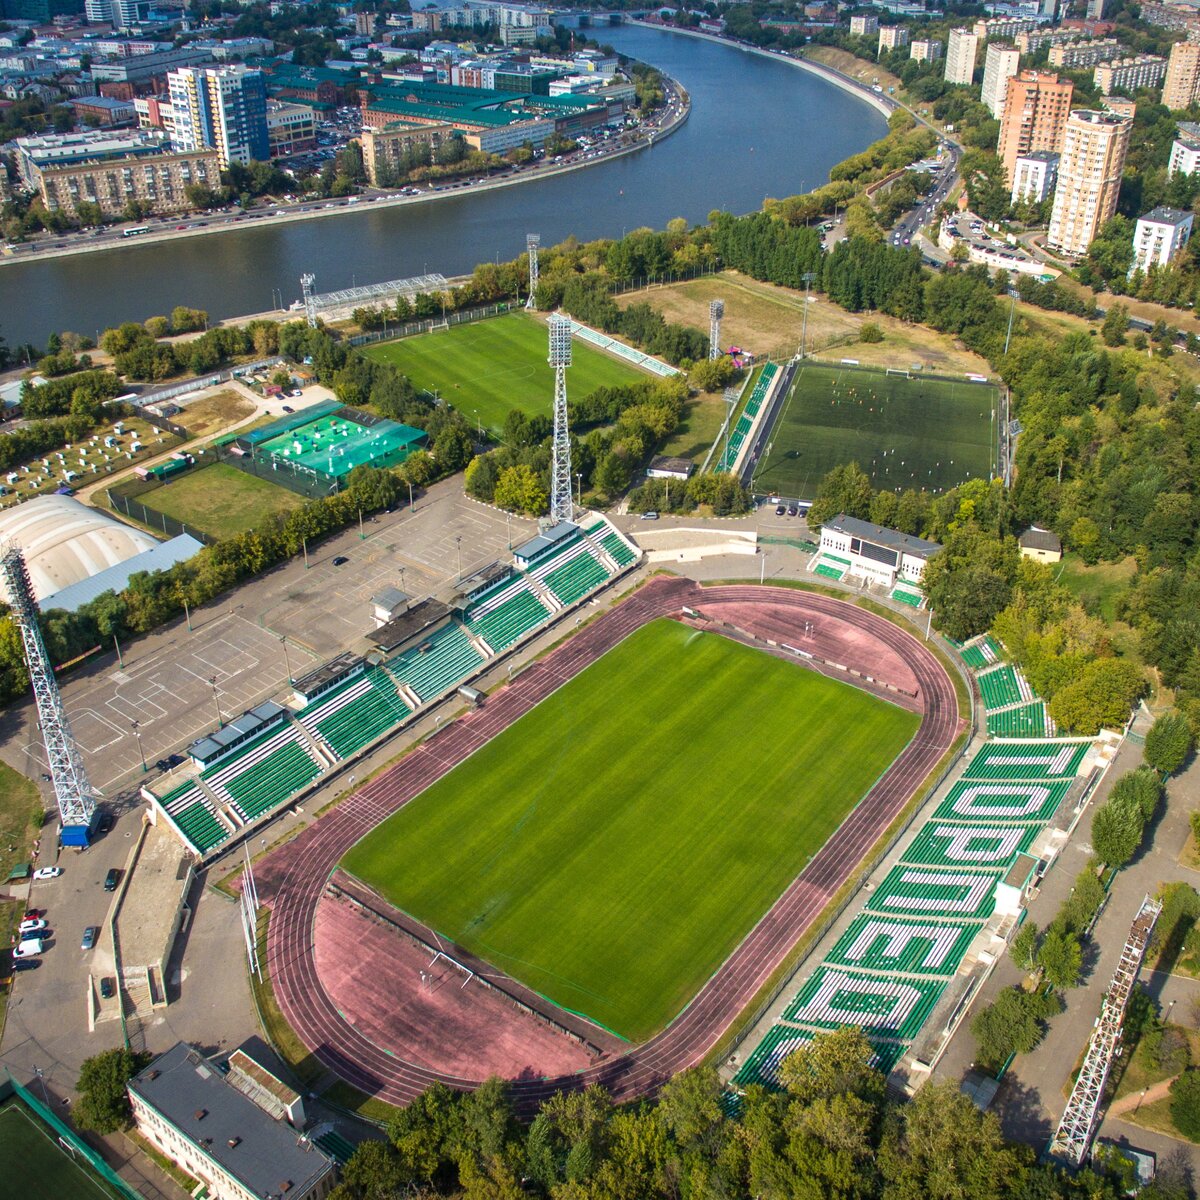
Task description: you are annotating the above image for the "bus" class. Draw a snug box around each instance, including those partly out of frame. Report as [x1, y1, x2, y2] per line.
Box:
[122, 226, 150, 238]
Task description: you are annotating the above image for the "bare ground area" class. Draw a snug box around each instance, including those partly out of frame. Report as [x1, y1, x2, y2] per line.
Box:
[177, 389, 257, 438]
[617, 272, 994, 376]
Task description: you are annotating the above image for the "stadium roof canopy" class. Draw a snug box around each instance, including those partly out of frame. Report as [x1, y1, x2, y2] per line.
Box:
[0, 494, 159, 603]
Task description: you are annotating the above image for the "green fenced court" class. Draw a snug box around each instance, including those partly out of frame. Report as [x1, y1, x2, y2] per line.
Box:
[360, 312, 651, 436]
[752, 362, 998, 499]
[341, 619, 919, 1042]
[0, 1099, 129, 1200]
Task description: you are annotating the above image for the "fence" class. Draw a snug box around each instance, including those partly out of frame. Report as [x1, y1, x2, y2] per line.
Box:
[1, 1073, 143, 1200]
[215, 443, 342, 500]
[107, 461, 216, 544]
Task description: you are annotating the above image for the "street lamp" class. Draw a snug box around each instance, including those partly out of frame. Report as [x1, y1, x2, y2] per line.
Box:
[576, 472, 582, 511]
[209, 675, 223, 728]
[455, 535, 462, 582]
[281, 636, 293, 684]
[131, 721, 147, 773]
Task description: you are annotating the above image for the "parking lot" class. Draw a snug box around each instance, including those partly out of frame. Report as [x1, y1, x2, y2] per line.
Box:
[0, 481, 531, 799]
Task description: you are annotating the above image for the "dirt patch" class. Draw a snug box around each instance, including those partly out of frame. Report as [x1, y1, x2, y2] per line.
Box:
[177, 389, 257, 438]
[312, 894, 596, 1083]
[617, 272, 993, 376]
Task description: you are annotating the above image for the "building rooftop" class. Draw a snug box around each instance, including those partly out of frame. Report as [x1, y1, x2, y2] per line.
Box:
[1016, 149, 1061, 163]
[292, 650, 363, 698]
[367, 596, 450, 653]
[823, 513, 942, 559]
[44, 533, 205, 613]
[129, 1043, 333, 1200]
[1018, 526, 1063, 553]
[188, 700, 285, 763]
[513, 520, 578, 561]
[1139, 205, 1194, 227]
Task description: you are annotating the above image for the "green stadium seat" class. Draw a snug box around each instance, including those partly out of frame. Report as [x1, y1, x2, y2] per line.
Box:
[714, 362, 779, 473]
[824, 913, 982, 977]
[987, 701, 1053, 738]
[173, 798, 228, 853]
[962, 741, 1087, 782]
[223, 741, 322, 822]
[390, 624, 484, 703]
[315, 666, 411, 757]
[960, 644, 989, 670]
[891, 586, 923, 608]
[815, 562, 845, 580]
[977, 664, 1022, 711]
[466, 588, 550, 652]
[544, 549, 609, 607]
[601, 531, 637, 567]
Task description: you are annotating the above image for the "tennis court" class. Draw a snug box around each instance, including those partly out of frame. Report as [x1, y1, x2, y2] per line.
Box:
[0, 1100, 126, 1200]
[753, 362, 998, 499]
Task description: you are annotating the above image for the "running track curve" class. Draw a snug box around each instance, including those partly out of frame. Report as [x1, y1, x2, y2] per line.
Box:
[257, 576, 961, 1106]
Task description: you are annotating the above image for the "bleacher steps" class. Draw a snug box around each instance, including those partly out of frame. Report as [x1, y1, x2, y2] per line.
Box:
[195, 778, 232, 823]
[380, 665, 421, 710]
[224, 805, 245, 828]
[293, 720, 336, 768]
[580, 530, 619, 573]
[528, 576, 562, 611]
[463, 627, 493, 658]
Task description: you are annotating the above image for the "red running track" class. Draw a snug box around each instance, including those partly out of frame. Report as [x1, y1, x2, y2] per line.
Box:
[257, 576, 961, 1106]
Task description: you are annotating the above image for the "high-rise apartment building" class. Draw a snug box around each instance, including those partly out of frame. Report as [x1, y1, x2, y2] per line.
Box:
[167, 65, 269, 168]
[1163, 39, 1200, 109]
[1048, 38, 1122, 68]
[1046, 110, 1132, 255]
[1130, 206, 1194, 274]
[850, 13, 879, 35]
[997, 70, 1074, 185]
[945, 27, 979, 85]
[982, 43, 1021, 118]
[910, 38, 943, 63]
[878, 25, 909, 53]
[1168, 120, 1200, 175]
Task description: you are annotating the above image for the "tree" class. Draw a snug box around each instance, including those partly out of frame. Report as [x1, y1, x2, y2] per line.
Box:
[398, 449, 435, 488]
[1037, 928, 1083, 989]
[493, 465, 547, 515]
[332, 1140, 407, 1200]
[1146, 712, 1194, 776]
[1101, 303, 1129, 347]
[1048, 658, 1146, 735]
[970, 986, 1058, 1069]
[1091, 792, 1145, 867]
[778, 1027, 886, 1107]
[1009, 920, 1039, 971]
[1170, 1068, 1200, 1140]
[345, 464, 399, 512]
[859, 322, 884, 343]
[75, 1049, 150, 1133]
[434, 424, 474, 473]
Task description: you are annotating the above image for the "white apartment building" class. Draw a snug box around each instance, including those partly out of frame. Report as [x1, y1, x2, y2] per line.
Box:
[1093, 54, 1166, 94]
[1047, 110, 1132, 255]
[945, 27, 979, 85]
[878, 25, 909, 52]
[982, 42, 1021, 118]
[1168, 121, 1200, 175]
[1048, 38, 1122, 68]
[911, 37, 943, 62]
[1011, 149, 1059, 204]
[850, 13, 879, 35]
[1130, 205, 1194, 275]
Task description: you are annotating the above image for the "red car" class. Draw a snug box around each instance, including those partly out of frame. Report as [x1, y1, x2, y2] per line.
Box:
[23, 909, 39, 922]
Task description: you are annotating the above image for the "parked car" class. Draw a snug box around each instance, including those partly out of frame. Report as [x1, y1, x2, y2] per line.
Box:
[99, 977, 115, 999]
[81, 925, 99, 951]
[13, 939, 43, 958]
[33, 867, 62, 881]
[331, 555, 349, 566]
[640, 511, 659, 520]
[103, 868, 120, 892]
[18, 918, 47, 935]
[281, 404, 295, 414]
[775, 504, 786, 515]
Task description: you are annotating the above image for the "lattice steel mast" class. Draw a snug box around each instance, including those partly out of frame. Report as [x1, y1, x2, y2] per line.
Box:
[0, 545, 95, 834]
[526, 234, 540, 311]
[709, 298, 725, 360]
[1050, 893, 1163, 1165]
[548, 313, 573, 524]
[301, 272, 318, 328]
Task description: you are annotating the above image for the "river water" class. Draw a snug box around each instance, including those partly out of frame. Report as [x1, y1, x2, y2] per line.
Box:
[0, 26, 886, 348]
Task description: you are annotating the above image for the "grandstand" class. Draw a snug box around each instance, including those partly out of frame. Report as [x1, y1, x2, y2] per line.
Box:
[147, 515, 641, 860]
[713, 362, 780, 475]
[963, 742, 1089, 781]
[866, 865, 1003, 920]
[977, 664, 1023, 711]
[890, 584, 924, 609]
[783, 967, 947, 1041]
[567, 320, 682, 378]
[902, 822, 1039, 869]
[961, 635, 1002, 670]
[933, 777, 1073, 824]
[824, 914, 982, 977]
[987, 701, 1054, 738]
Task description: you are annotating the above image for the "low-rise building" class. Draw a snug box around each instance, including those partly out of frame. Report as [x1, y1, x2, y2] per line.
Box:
[1093, 54, 1166, 94]
[1018, 526, 1063, 562]
[1131, 205, 1194, 275]
[973, 15, 1038, 39]
[910, 37, 942, 62]
[128, 1042, 336, 1200]
[1011, 149, 1059, 204]
[70, 93, 136, 125]
[359, 119, 458, 184]
[818, 513, 941, 588]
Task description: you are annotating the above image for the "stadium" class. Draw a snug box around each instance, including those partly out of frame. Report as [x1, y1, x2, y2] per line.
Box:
[230, 400, 427, 490]
[254, 575, 960, 1106]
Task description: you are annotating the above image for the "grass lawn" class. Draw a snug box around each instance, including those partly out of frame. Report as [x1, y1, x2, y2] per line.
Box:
[753, 361, 997, 500]
[0, 761, 43, 884]
[360, 312, 649, 436]
[140, 463, 303, 540]
[0, 1101, 126, 1200]
[342, 619, 919, 1041]
[1055, 554, 1136, 624]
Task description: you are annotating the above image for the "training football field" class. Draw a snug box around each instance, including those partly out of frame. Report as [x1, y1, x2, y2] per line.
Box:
[753, 362, 997, 500]
[360, 312, 649, 435]
[341, 619, 919, 1041]
[0, 1102, 125, 1200]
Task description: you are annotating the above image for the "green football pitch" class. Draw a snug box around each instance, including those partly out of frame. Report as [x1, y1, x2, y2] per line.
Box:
[359, 313, 649, 435]
[0, 1101, 126, 1200]
[341, 619, 920, 1041]
[753, 362, 998, 500]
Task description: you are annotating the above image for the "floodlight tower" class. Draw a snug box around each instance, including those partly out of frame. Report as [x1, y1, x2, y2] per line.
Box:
[301, 272, 318, 329]
[525, 234, 540, 311]
[709, 299, 725, 360]
[548, 313, 573, 524]
[0, 545, 95, 841]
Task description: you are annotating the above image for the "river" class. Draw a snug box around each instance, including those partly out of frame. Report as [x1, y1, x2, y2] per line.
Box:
[0, 25, 887, 348]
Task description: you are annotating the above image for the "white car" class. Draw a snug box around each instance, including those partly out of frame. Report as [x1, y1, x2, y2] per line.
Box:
[18, 918, 47, 934]
[13, 938, 43, 958]
[32, 866, 62, 881]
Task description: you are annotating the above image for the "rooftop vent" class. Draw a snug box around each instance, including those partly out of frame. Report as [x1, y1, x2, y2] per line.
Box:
[194, 1108, 207, 1121]
[228, 1137, 241, 1149]
[280, 1182, 293, 1194]
[147, 1070, 160, 1081]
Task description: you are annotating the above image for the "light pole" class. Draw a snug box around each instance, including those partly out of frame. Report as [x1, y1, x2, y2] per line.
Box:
[33, 1066, 50, 1109]
[455, 535, 462, 582]
[182, 596, 192, 632]
[281, 636, 293, 684]
[407, 479, 414, 511]
[209, 675, 223, 728]
[576, 472, 582, 511]
[799, 271, 816, 360]
[358, 507, 365, 539]
[131, 720, 147, 773]
[113, 633, 124, 669]
[505, 510, 511, 549]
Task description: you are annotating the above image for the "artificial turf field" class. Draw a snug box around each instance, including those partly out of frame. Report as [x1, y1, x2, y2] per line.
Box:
[753, 362, 998, 500]
[359, 312, 649, 435]
[0, 1101, 126, 1200]
[138, 462, 303, 539]
[341, 618, 920, 1041]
